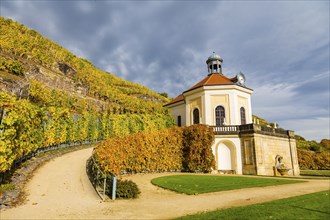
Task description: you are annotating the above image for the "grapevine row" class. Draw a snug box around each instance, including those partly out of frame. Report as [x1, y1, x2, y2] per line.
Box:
[0, 91, 174, 173]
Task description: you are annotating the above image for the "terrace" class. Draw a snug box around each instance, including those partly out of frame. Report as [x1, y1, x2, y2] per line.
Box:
[210, 124, 294, 138]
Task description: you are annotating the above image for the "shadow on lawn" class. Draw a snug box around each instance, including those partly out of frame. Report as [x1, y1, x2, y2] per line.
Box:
[290, 205, 330, 215]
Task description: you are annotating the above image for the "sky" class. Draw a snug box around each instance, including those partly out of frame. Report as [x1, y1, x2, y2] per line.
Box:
[1, 0, 329, 141]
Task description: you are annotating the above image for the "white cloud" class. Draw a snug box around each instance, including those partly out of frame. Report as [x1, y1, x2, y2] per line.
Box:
[1, 0, 329, 140]
[278, 117, 330, 141]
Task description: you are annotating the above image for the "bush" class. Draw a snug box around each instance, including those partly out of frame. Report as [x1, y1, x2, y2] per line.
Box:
[182, 125, 215, 173]
[320, 139, 330, 150]
[115, 179, 141, 199]
[94, 124, 216, 175]
[0, 57, 25, 75]
[94, 126, 183, 175]
[105, 178, 140, 199]
[309, 145, 320, 152]
[297, 149, 330, 170]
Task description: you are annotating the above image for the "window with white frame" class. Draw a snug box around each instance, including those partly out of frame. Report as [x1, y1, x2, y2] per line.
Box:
[215, 106, 225, 126]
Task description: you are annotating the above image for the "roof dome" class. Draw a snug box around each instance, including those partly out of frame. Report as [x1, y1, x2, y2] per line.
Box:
[206, 52, 223, 64]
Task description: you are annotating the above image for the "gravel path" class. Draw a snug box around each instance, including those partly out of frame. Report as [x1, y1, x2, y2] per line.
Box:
[1, 148, 329, 220]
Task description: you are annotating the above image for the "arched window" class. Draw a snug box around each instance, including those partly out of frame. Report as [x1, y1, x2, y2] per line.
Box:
[177, 116, 182, 127]
[215, 106, 225, 126]
[193, 108, 200, 124]
[240, 107, 246, 125]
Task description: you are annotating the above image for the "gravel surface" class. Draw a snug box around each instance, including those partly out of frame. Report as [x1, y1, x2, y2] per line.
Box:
[1, 147, 329, 219]
[0, 144, 96, 209]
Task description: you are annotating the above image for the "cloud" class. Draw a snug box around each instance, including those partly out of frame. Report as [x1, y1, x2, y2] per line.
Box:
[1, 0, 329, 141]
[279, 117, 330, 141]
[253, 73, 329, 117]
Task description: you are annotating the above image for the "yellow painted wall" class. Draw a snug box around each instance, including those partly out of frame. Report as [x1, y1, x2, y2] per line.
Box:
[189, 97, 202, 123]
[238, 95, 249, 124]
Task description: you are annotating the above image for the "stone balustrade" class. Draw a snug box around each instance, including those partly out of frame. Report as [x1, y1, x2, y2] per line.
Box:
[210, 123, 294, 138]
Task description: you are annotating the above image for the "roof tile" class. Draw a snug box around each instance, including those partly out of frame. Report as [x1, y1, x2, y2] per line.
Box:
[165, 74, 237, 106]
[163, 94, 184, 106]
[187, 73, 234, 92]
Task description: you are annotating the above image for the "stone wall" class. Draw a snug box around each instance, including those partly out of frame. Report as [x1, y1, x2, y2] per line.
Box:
[240, 131, 300, 176]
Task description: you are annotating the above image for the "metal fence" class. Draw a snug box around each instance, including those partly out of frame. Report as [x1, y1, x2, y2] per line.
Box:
[88, 152, 117, 201]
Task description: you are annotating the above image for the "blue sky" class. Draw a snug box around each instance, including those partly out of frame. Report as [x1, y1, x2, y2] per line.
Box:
[1, 0, 329, 141]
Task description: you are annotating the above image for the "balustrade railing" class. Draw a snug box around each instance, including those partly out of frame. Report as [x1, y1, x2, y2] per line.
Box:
[211, 124, 291, 137]
[212, 125, 240, 135]
[261, 126, 274, 133]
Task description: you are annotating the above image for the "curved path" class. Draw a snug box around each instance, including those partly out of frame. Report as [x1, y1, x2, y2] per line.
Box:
[1, 148, 329, 219]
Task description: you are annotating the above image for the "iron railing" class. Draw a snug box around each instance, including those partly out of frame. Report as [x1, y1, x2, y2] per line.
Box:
[88, 150, 117, 201]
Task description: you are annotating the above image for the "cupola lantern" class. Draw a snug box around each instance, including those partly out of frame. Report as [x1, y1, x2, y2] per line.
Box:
[206, 52, 223, 74]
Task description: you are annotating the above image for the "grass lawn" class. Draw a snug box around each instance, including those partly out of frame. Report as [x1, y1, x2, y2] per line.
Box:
[175, 190, 330, 220]
[151, 175, 305, 195]
[300, 170, 330, 177]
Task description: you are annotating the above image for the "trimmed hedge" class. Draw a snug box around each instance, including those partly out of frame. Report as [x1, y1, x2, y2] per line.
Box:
[94, 124, 215, 175]
[94, 126, 183, 175]
[182, 125, 215, 173]
[297, 149, 330, 170]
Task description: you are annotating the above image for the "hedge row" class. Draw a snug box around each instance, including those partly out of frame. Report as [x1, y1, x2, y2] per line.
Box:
[182, 125, 215, 172]
[0, 91, 174, 173]
[297, 149, 330, 170]
[94, 124, 215, 175]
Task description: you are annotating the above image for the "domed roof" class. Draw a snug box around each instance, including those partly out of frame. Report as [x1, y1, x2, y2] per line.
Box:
[206, 52, 223, 64]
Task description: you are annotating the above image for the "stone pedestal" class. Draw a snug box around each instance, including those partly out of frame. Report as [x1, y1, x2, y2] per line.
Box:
[273, 166, 281, 176]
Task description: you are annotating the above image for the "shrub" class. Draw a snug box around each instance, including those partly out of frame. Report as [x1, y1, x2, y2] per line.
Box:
[320, 139, 330, 150]
[309, 145, 320, 152]
[115, 179, 141, 199]
[0, 57, 25, 75]
[105, 177, 140, 199]
[94, 124, 216, 175]
[94, 126, 183, 175]
[297, 149, 330, 170]
[182, 125, 215, 173]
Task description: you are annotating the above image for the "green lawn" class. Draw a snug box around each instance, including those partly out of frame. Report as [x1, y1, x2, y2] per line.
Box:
[175, 190, 330, 220]
[151, 175, 304, 195]
[300, 170, 330, 177]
